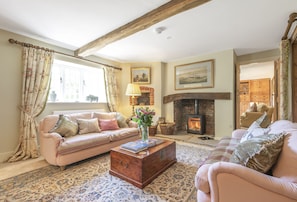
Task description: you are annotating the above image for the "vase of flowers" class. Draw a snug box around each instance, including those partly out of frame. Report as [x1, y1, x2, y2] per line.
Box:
[132, 107, 155, 143]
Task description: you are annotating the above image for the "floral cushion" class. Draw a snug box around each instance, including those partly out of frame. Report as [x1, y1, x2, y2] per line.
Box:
[230, 133, 285, 173]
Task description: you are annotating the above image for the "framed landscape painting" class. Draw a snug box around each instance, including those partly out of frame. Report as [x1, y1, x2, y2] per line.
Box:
[175, 59, 214, 90]
[131, 67, 151, 84]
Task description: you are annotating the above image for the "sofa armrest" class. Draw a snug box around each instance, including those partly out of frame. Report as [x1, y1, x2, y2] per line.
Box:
[208, 162, 297, 202]
[39, 131, 64, 165]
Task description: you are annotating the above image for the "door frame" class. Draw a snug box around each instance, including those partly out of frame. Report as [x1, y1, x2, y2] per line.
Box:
[235, 59, 279, 128]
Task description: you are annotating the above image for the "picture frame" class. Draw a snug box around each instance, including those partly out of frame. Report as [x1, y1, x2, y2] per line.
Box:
[131, 67, 151, 84]
[175, 59, 214, 90]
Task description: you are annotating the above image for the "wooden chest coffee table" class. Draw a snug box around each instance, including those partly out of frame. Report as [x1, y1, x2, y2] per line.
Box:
[109, 139, 176, 189]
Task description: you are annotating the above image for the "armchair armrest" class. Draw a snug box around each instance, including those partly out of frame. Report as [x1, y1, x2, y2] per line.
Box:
[208, 162, 297, 202]
[240, 112, 263, 128]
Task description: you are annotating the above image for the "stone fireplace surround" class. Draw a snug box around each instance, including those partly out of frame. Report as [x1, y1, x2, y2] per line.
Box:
[163, 92, 231, 137]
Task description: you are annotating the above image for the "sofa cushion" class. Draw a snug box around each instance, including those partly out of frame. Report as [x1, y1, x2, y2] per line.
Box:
[77, 118, 101, 135]
[230, 133, 285, 173]
[49, 115, 78, 137]
[93, 112, 117, 120]
[57, 133, 111, 155]
[102, 128, 139, 142]
[268, 120, 297, 133]
[66, 112, 92, 122]
[272, 130, 297, 183]
[99, 119, 120, 131]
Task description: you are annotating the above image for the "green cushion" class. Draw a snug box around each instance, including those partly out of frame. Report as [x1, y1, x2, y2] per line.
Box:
[49, 115, 78, 137]
[230, 133, 285, 173]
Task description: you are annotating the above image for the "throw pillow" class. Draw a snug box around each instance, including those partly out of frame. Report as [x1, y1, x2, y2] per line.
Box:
[116, 112, 129, 128]
[240, 112, 269, 143]
[246, 102, 257, 112]
[77, 118, 101, 135]
[257, 103, 268, 113]
[99, 119, 120, 130]
[230, 133, 285, 173]
[49, 114, 78, 137]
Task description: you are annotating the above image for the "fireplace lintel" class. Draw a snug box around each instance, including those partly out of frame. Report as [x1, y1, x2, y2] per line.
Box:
[163, 92, 231, 104]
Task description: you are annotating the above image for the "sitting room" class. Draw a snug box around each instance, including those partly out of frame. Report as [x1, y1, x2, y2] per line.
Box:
[0, 0, 297, 201]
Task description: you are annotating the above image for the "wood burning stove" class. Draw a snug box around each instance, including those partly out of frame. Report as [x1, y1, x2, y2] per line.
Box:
[187, 99, 206, 134]
[187, 114, 205, 134]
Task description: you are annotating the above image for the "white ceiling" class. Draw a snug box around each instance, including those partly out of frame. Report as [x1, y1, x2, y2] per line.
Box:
[0, 0, 296, 62]
[240, 61, 274, 80]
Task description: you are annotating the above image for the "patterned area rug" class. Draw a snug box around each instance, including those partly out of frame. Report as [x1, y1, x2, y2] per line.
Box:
[0, 142, 211, 202]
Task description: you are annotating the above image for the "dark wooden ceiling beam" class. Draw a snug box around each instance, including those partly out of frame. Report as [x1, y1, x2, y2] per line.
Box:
[75, 0, 210, 57]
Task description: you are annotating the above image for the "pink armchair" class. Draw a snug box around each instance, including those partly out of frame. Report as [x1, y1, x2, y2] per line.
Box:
[195, 120, 297, 202]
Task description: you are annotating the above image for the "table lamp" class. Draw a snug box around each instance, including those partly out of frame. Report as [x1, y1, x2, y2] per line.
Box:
[125, 83, 141, 116]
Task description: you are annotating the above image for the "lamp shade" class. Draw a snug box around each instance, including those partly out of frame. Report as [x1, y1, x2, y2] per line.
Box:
[125, 83, 141, 96]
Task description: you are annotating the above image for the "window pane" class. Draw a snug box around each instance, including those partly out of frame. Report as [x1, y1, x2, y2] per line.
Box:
[48, 59, 106, 103]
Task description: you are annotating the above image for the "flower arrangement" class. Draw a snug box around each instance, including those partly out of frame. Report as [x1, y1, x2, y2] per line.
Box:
[132, 107, 155, 127]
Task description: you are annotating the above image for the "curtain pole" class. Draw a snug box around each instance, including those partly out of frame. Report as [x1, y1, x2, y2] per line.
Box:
[8, 38, 122, 71]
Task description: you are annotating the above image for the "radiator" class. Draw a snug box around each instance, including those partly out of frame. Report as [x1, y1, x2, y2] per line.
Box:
[52, 109, 105, 115]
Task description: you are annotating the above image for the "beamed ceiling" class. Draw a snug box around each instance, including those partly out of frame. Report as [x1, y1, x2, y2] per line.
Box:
[0, 0, 296, 62]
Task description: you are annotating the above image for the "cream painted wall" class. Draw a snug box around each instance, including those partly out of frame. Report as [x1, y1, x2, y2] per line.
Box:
[164, 50, 236, 139]
[118, 62, 165, 125]
[0, 28, 280, 162]
[0, 29, 119, 162]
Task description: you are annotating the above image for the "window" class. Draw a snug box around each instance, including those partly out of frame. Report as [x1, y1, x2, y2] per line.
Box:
[48, 59, 106, 103]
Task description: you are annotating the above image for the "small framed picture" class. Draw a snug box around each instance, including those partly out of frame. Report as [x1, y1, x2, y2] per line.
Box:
[131, 67, 151, 84]
[175, 59, 214, 90]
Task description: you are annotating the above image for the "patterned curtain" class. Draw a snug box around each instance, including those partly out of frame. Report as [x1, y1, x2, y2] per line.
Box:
[279, 39, 290, 120]
[104, 67, 119, 112]
[8, 47, 54, 162]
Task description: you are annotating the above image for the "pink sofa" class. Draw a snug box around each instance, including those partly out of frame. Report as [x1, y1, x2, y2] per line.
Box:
[39, 112, 139, 168]
[195, 120, 297, 202]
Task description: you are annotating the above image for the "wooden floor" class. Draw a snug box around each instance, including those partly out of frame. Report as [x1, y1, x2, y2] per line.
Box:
[0, 156, 49, 181]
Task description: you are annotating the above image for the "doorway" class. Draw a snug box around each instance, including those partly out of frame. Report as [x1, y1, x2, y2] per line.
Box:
[236, 61, 278, 128]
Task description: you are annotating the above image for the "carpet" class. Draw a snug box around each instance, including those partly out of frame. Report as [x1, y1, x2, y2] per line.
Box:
[0, 142, 211, 202]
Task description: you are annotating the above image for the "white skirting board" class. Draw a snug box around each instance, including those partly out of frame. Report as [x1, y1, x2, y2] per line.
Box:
[52, 109, 105, 115]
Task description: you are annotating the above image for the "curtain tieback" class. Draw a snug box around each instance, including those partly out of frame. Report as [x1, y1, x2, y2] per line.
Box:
[18, 106, 34, 120]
